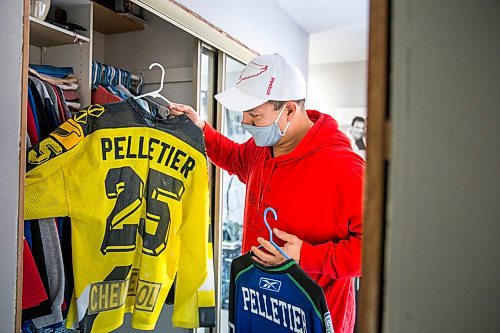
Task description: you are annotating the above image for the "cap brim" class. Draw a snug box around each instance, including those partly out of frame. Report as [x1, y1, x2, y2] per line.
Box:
[214, 87, 268, 112]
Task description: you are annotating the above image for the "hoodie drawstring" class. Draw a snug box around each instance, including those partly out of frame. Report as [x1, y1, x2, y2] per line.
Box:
[258, 160, 276, 211]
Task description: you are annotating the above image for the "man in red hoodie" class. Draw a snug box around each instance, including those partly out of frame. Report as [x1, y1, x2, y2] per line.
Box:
[168, 54, 365, 333]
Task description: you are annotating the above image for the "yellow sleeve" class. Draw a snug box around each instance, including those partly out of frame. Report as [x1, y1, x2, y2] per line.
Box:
[25, 118, 85, 220]
[172, 156, 215, 328]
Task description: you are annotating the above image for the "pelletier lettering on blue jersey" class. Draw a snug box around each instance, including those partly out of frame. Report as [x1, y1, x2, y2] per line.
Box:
[241, 286, 307, 332]
[100, 136, 196, 179]
[89, 270, 162, 314]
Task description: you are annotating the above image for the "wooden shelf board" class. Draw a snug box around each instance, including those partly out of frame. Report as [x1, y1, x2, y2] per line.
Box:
[29, 16, 89, 48]
[92, 2, 146, 34]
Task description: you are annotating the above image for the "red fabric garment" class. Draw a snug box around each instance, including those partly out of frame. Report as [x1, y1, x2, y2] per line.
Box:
[26, 103, 39, 145]
[51, 83, 69, 122]
[204, 110, 365, 333]
[91, 85, 122, 104]
[62, 89, 79, 102]
[22, 240, 48, 309]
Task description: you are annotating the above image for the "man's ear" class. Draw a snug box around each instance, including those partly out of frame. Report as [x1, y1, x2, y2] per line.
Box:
[285, 101, 298, 120]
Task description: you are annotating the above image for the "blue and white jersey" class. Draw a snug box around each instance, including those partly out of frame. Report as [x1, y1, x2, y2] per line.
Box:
[229, 253, 334, 333]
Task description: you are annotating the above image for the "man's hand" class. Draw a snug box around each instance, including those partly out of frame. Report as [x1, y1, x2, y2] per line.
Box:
[167, 103, 205, 129]
[251, 228, 303, 266]
[274, 228, 303, 262]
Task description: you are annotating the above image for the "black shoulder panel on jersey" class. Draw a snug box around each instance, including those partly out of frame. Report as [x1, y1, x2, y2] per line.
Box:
[288, 264, 329, 316]
[85, 99, 206, 156]
[26, 99, 206, 172]
[231, 252, 254, 275]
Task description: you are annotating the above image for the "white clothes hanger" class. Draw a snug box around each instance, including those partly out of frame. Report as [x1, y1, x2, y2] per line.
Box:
[133, 63, 172, 105]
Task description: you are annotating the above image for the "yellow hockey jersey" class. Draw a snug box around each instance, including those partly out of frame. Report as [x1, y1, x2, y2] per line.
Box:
[24, 99, 215, 332]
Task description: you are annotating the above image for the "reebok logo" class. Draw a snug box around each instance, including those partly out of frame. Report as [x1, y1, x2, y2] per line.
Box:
[259, 277, 281, 292]
[237, 61, 268, 84]
[266, 77, 275, 95]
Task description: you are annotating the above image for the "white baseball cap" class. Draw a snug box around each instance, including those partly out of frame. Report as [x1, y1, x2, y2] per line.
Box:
[215, 53, 306, 112]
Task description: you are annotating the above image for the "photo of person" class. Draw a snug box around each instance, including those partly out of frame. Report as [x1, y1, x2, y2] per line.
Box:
[334, 108, 367, 160]
[346, 116, 366, 159]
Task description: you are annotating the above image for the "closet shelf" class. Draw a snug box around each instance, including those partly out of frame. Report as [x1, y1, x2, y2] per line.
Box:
[29, 16, 90, 48]
[92, 2, 146, 34]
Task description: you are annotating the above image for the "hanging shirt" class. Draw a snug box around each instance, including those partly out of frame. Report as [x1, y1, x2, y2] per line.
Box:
[31, 219, 66, 329]
[22, 240, 48, 310]
[24, 98, 215, 332]
[229, 253, 334, 333]
[91, 85, 122, 104]
[27, 103, 39, 145]
[23, 219, 55, 321]
[24, 83, 67, 326]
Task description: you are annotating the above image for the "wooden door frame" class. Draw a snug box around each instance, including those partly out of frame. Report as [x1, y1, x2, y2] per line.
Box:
[16, 0, 30, 331]
[359, 0, 390, 332]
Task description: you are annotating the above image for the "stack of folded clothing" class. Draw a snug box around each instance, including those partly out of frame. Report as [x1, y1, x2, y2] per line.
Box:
[29, 65, 81, 113]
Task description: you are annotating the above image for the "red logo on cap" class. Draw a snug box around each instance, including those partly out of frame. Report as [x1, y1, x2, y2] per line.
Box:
[237, 61, 268, 84]
[266, 77, 275, 95]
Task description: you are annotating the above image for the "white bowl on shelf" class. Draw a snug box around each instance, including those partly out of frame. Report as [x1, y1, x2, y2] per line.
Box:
[30, 0, 51, 21]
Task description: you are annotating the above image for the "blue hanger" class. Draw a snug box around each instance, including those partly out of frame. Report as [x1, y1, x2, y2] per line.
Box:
[97, 62, 102, 86]
[92, 61, 99, 88]
[125, 71, 130, 89]
[112, 66, 117, 86]
[106, 65, 112, 86]
[259, 207, 290, 260]
[110, 66, 115, 86]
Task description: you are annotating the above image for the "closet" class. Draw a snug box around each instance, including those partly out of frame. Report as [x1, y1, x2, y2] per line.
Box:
[29, 0, 196, 112]
[19, 0, 257, 332]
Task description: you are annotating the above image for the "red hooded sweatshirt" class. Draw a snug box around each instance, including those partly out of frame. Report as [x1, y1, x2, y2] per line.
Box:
[204, 110, 365, 333]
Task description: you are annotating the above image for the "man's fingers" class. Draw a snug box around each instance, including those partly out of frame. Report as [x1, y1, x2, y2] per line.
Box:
[257, 237, 282, 256]
[168, 108, 184, 116]
[167, 102, 177, 110]
[251, 255, 269, 267]
[273, 228, 296, 243]
[167, 103, 192, 114]
[251, 246, 276, 264]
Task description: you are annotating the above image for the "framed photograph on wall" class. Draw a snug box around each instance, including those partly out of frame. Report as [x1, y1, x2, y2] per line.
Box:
[335, 107, 367, 159]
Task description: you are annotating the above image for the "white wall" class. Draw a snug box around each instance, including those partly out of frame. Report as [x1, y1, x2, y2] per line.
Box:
[0, 1, 23, 332]
[386, 0, 500, 332]
[175, 0, 309, 79]
[93, 31, 106, 63]
[99, 10, 196, 107]
[309, 22, 368, 65]
[308, 61, 367, 115]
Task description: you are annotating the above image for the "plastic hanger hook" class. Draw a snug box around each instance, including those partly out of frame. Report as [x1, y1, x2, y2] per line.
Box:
[261, 207, 291, 260]
[133, 63, 171, 106]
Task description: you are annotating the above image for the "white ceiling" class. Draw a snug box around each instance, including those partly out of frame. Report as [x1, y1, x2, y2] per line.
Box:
[56, 0, 368, 64]
[274, 0, 370, 64]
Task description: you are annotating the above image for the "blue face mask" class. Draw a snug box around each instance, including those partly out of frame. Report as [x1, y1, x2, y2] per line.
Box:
[241, 105, 291, 147]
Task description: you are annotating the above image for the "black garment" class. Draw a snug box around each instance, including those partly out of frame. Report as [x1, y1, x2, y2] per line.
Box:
[355, 138, 366, 150]
[61, 217, 74, 317]
[29, 80, 52, 140]
[29, 78, 61, 139]
[22, 220, 53, 321]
